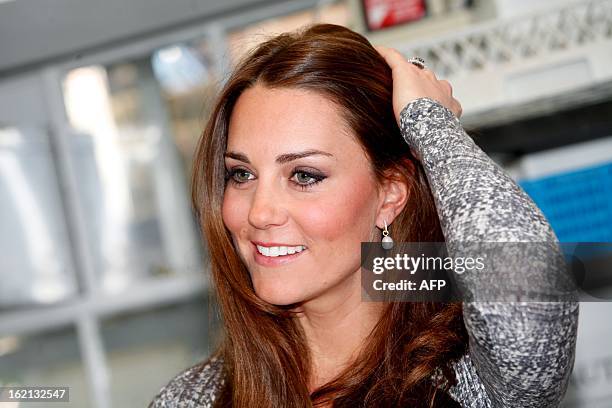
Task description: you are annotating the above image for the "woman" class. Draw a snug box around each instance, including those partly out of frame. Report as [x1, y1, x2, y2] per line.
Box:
[150, 24, 578, 407]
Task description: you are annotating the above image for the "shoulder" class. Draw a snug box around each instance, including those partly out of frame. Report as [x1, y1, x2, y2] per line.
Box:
[148, 356, 225, 408]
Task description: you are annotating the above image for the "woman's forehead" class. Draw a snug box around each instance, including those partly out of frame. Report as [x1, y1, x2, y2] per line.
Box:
[227, 85, 359, 159]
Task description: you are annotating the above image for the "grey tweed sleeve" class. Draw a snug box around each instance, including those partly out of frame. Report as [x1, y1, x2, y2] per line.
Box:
[398, 98, 579, 408]
[148, 357, 224, 407]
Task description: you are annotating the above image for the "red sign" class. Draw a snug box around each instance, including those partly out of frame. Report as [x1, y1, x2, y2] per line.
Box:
[363, 0, 427, 30]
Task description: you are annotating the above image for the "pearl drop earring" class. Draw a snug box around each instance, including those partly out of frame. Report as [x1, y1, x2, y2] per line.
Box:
[382, 219, 394, 250]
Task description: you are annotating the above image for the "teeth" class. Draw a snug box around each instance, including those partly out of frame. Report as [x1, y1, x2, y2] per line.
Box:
[256, 245, 306, 257]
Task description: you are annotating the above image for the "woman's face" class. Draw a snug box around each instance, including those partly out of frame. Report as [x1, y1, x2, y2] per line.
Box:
[222, 84, 384, 307]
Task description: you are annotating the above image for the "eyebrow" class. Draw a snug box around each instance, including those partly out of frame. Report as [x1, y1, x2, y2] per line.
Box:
[224, 149, 334, 164]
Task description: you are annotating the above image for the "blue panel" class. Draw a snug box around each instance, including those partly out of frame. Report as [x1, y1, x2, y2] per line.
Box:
[518, 161, 612, 242]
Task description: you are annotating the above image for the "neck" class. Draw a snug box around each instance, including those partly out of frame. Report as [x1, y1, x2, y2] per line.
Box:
[294, 269, 384, 393]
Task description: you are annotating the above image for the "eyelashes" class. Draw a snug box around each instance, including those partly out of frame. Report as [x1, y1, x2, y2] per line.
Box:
[224, 167, 327, 191]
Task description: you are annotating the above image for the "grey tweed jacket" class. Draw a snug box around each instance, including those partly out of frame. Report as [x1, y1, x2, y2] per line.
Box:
[149, 98, 579, 408]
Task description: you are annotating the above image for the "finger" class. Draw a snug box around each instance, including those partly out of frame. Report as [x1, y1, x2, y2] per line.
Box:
[374, 45, 407, 70]
[376, 45, 428, 75]
[440, 80, 453, 96]
[452, 99, 463, 118]
[422, 69, 437, 80]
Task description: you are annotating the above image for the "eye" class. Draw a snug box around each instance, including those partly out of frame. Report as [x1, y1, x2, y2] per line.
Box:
[291, 170, 326, 190]
[294, 171, 316, 184]
[224, 167, 327, 191]
[225, 168, 254, 185]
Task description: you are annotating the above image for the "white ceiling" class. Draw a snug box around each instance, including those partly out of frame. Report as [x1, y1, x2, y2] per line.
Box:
[0, 0, 273, 74]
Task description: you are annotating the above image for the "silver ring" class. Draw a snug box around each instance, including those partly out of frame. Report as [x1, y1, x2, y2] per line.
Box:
[408, 57, 426, 69]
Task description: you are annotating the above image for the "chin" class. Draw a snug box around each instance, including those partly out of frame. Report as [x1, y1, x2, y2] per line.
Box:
[252, 278, 309, 306]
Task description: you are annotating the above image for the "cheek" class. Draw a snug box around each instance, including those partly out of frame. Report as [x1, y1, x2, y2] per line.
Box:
[221, 189, 248, 234]
[300, 182, 376, 243]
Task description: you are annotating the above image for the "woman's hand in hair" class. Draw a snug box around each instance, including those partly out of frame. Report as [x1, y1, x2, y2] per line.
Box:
[374, 45, 463, 123]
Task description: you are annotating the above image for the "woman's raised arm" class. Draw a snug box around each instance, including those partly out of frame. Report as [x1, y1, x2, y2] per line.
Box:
[377, 45, 579, 407]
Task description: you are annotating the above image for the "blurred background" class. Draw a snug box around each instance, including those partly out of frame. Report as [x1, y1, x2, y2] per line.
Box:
[0, 0, 611, 407]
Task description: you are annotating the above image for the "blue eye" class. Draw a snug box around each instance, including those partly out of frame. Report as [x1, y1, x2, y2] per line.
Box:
[224, 168, 326, 190]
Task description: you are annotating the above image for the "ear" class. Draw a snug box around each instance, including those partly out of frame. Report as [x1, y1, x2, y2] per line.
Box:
[375, 167, 410, 230]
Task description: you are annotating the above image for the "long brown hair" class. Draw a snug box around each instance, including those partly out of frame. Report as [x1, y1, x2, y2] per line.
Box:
[191, 23, 468, 407]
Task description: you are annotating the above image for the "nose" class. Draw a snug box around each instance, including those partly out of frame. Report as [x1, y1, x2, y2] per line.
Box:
[247, 180, 287, 229]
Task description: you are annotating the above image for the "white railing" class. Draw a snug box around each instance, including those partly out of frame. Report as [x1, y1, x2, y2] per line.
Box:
[397, 0, 612, 78]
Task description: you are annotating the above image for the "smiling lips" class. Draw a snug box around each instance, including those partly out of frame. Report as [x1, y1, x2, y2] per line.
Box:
[256, 244, 306, 257]
[251, 241, 308, 266]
